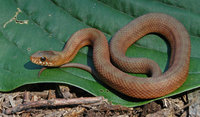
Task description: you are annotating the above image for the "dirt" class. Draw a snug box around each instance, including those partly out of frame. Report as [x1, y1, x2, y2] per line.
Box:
[0, 83, 190, 117]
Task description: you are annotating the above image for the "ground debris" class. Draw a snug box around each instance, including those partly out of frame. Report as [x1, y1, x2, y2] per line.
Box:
[188, 89, 200, 117]
[0, 83, 193, 117]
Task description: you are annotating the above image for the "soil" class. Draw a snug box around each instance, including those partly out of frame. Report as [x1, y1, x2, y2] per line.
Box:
[0, 83, 190, 117]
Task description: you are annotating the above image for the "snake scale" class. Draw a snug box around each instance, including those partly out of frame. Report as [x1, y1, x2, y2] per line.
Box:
[30, 13, 190, 99]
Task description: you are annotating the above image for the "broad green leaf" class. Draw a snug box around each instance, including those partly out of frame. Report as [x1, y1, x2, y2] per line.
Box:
[0, 0, 199, 107]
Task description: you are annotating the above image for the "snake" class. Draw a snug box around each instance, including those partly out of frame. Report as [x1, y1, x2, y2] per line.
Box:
[30, 13, 191, 99]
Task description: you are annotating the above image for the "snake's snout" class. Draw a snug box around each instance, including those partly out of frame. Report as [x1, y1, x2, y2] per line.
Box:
[30, 51, 54, 66]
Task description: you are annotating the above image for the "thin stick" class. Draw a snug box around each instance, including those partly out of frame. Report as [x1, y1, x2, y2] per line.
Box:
[5, 96, 104, 114]
[174, 97, 198, 114]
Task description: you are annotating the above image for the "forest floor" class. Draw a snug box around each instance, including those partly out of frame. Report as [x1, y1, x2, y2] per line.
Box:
[0, 83, 196, 117]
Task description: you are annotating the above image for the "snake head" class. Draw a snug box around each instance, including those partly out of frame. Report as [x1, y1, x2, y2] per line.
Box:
[30, 51, 63, 67]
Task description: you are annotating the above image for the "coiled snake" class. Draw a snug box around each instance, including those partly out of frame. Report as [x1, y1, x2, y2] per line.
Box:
[30, 13, 190, 99]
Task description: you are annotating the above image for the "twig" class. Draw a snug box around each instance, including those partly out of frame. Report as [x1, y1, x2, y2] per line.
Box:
[8, 96, 16, 107]
[23, 91, 30, 103]
[3, 8, 28, 28]
[5, 96, 104, 114]
[174, 97, 198, 114]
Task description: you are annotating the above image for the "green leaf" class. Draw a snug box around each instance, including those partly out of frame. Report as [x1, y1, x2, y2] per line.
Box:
[0, 0, 199, 107]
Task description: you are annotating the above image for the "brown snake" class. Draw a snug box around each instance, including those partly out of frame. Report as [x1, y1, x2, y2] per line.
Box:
[30, 13, 191, 99]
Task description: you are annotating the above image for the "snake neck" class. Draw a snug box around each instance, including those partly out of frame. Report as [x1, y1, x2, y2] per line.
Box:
[61, 28, 108, 64]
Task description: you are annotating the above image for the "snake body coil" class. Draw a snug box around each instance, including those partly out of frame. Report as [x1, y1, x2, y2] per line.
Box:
[30, 13, 190, 99]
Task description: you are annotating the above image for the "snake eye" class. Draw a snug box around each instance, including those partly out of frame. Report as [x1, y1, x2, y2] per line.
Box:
[40, 57, 46, 62]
